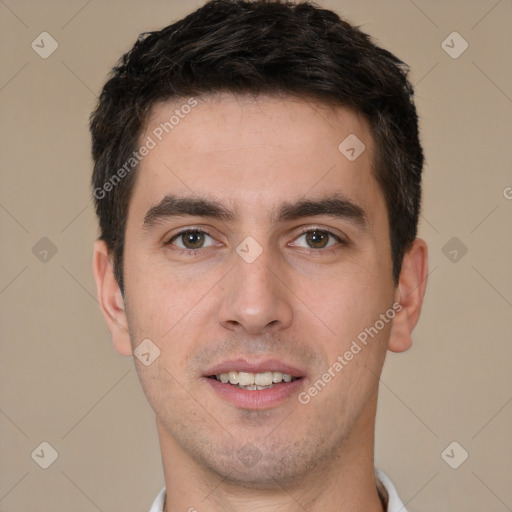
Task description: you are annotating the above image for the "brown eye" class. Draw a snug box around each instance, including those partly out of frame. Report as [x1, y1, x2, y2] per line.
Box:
[305, 230, 330, 248]
[293, 229, 342, 250]
[169, 230, 214, 250]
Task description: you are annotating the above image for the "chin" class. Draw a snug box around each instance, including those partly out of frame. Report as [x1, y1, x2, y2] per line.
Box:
[194, 437, 323, 490]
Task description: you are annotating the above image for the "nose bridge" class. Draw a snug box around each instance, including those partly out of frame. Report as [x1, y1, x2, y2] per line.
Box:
[218, 239, 293, 332]
[236, 242, 274, 295]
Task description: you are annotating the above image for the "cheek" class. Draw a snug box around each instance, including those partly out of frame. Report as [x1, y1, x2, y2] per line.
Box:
[319, 265, 388, 327]
[310, 271, 393, 390]
[124, 260, 215, 373]
[305, 283, 391, 414]
[123, 249, 182, 331]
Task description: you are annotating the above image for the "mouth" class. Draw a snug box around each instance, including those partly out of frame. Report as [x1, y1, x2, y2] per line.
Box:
[203, 359, 306, 409]
[207, 371, 300, 390]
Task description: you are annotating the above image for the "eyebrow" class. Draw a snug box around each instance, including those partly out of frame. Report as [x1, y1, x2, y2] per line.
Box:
[142, 193, 369, 231]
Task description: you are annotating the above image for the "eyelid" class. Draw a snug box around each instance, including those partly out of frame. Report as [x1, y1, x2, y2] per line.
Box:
[288, 226, 346, 248]
[164, 225, 347, 253]
[166, 226, 218, 246]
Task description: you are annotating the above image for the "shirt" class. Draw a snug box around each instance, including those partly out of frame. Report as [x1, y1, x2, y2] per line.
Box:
[149, 467, 407, 511]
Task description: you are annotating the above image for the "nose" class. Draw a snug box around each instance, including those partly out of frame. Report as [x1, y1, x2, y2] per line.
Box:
[217, 247, 293, 334]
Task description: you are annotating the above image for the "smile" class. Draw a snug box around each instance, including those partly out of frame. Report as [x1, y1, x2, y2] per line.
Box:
[209, 371, 299, 390]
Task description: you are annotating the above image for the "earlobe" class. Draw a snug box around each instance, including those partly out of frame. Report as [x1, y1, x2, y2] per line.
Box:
[92, 240, 133, 356]
[388, 238, 428, 353]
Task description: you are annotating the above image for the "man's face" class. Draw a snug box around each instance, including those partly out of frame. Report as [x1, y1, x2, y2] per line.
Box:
[122, 94, 397, 485]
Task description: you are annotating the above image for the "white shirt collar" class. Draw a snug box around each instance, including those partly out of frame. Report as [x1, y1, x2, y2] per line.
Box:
[149, 467, 407, 512]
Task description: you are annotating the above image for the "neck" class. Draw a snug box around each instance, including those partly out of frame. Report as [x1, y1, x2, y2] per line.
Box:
[158, 397, 385, 512]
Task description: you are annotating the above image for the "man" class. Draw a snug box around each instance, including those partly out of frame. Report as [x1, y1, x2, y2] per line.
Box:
[90, 1, 428, 510]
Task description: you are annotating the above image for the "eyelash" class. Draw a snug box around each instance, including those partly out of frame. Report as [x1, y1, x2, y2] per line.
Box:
[165, 226, 346, 257]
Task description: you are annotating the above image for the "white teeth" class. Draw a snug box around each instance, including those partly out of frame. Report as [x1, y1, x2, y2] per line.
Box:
[240, 383, 275, 390]
[272, 371, 283, 383]
[254, 372, 273, 386]
[213, 370, 297, 388]
[238, 372, 255, 386]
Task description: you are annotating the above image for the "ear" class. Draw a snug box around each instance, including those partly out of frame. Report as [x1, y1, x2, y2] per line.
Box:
[388, 238, 428, 353]
[92, 239, 133, 356]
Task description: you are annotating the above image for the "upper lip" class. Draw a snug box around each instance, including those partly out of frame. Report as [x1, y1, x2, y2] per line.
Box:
[204, 358, 306, 378]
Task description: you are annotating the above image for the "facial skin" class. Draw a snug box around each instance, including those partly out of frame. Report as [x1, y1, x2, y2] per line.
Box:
[93, 93, 428, 512]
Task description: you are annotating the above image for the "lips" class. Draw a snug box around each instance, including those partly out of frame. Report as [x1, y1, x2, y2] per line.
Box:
[203, 358, 306, 378]
[202, 358, 306, 409]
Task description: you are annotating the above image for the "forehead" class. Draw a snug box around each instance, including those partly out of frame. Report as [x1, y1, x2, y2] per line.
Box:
[131, 93, 382, 223]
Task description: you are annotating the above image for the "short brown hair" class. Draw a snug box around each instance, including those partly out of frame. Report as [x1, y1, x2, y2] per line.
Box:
[90, 0, 424, 294]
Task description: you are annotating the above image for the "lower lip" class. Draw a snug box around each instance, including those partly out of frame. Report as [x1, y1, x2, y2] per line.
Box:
[204, 377, 304, 410]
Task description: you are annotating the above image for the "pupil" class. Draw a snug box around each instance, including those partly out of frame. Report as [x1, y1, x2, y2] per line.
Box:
[307, 230, 328, 248]
[184, 231, 204, 249]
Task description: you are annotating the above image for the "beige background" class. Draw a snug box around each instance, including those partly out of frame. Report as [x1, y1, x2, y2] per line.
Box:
[1, 0, 511, 510]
